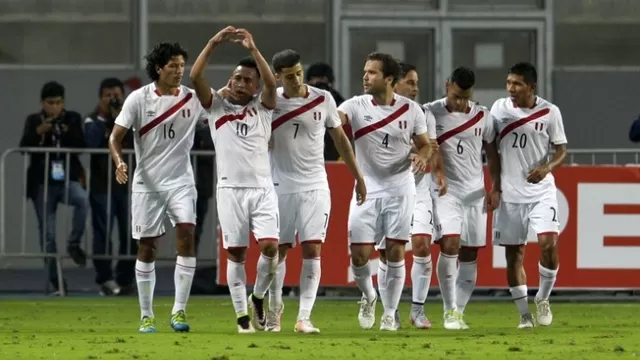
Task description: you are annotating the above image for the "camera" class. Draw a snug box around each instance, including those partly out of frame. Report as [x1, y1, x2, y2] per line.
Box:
[109, 97, 122, 110]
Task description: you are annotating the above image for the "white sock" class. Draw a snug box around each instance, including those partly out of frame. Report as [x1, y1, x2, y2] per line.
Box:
[253, 253, 277, 299]
[411, 255, 432, 311]
[436, 253, 458, 312]
[535, 263, 558, 301]
[226, 259, 248, 317]
[455, 260, 477, 314]
[510, 285, 530, 316]
[384, 260, 406, 318]
[298, 258, 321, 320]
[135, 260, 156, 319]
[377, 261, 388, 310]
[351, 261, 376, 302]
[172, 256, 196, 315]
[268, 257, 286, 312]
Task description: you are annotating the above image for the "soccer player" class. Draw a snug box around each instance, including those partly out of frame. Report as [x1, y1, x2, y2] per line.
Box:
[378, 62, 437, 329]
[108, 42, 205, 333]
[189, 26, 279, 334]
[338, 52, 434, 331]
[427, 67, 501, 330]
[490, 62, 567, 328]
[265, 49, 366, 333]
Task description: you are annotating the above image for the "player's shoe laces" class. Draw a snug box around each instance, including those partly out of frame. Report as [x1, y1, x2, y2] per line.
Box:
[265, 303, 284, 332]
[248, 294, 266, 330]
[170, 310, 190, 332]
[456, 312, 469, 330]
[295, 319, 320, 334]
[237, 315, 256, 333]
[139, 316, 156, 333]
[443, 309, 463, 330]
[535, 298, 553, 326]
[409, 308, 432, 329]
[394, 309, 401, 330]
[518, 313, 535, 329]
[357, 294, 377, 329]
[379, 315, 397, 331]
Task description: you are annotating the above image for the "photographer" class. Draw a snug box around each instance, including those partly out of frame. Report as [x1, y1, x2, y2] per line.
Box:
[19, 81, 89, 294]
[84, 78, 136, 296]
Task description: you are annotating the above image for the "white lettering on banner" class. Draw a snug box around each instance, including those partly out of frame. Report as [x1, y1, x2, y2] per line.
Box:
[577, 183, 640, 269]
[492, 188, 570, 268]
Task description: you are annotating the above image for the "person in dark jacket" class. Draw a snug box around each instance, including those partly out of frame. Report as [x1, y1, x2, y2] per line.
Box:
[19, 81, 89, 294]
[84, 78, 137, 296]
[629, 115, 640, 142]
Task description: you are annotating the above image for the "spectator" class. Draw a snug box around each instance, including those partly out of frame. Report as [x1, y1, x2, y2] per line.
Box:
[629, 114, 640, 142]
[84, 78, 137, 296]
[19, 81, 88, 294]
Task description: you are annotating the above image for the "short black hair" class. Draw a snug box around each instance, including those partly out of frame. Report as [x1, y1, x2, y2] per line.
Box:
[366, 52, 401, 85]
[40, 81, 64, 100]
[272, 49, 301, 73]
[237, 56, 260, 78]
[99, 77, 124, 97]
[398, 62, 417, 80]
[306, 62, 334, 83]
[144, 42, 188, 81]
[450, 66, 475, 90]
[508, 62, 537, 85]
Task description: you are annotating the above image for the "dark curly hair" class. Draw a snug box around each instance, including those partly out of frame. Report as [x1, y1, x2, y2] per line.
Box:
[144, 42, 188, 81]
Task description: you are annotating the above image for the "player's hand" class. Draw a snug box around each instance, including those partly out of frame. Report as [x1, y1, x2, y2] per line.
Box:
[434, 172, 447, 197]
[486, 189, 501, 211]
[218, 80, 240, 102]
[234, 29, 256, 51]
[115, 161, 128, 184]
[211, 26, 237, 45]
[36, 122, 53, 135]
[411, 154, 428, 174]
[430, 140, 439, 154]
[355, 177, 367, 205]
[527, 164, 550, 184]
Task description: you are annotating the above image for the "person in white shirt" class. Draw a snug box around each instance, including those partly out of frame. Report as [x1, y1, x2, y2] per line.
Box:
[189, 26, 279, 333]
[338, 52, 435, 331]
[490, 62, 567, 329]
[426, 67, 501, 330]
[108, 42, 206, 334]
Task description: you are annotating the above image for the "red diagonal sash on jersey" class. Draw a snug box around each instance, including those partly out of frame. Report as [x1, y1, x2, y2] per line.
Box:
[271, 95, 325, 131]
[215, 107, 250, 129]
[436, 111, 485, 145]
[498, 108, 550, 140]
[353, 103, 410, 141]
[139, 92, 193, 137]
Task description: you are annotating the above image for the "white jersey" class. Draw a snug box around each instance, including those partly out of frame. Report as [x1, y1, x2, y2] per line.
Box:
[205, 90, 274, 188]
[270, 86, 341, 194]
[414, 106, 437, 193]
[115, 83, 206, 192]
[338, 94, 428, 198]
[426, 98, 496, 203]
[491, 96, 568, 203]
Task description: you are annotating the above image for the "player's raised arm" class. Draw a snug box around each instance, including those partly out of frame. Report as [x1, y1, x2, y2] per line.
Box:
[234, 29, 277, 109]
[190, 26, 237, 108]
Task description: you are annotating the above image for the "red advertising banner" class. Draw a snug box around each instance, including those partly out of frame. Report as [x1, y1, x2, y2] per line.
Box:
[217, 163, 640, 289]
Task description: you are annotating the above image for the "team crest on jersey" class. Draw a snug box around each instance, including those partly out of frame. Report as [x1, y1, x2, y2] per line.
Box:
[363, 115, 373, 122]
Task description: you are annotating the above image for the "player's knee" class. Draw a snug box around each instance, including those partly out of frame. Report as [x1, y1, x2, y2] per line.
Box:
[538, 234, 558, 254]
[458, 247, 478, 262]
[411, 235, 431, 257]
[350, 245, 373, 267]
[385, 240, 406, 262]
[137, 238, 158, 261]
[301, 242, 321, 259]
[504, 245, 524, 268]
[226, 247, 246, 263]
[277, 244, 290, 262]
[259, 240, 278, 258]
[175, 224, 195, 256]
[378, 249, 387, 263]
[439, 236, 460, 256]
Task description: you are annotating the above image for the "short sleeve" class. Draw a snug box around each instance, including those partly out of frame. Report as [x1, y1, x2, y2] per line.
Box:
[412, 104, 428, 136]
[548, 106, 568, 145]
[483, 110, 497, 143]
[114, 92, 139, 130]
[324, 94, 341, 129]
[337, 97, 357, 124]
[205, 88, 225, 113]
[424, 109, 436, 139]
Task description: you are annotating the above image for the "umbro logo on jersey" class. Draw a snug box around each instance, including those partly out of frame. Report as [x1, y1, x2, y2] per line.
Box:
[436, 124, 444, 131]
[364, 115, 373, 122]
[146, 110, 156, 117]
[500, 118, 510, 123]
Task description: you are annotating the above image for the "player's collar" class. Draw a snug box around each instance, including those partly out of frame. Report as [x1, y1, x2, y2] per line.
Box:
[511, 96, 537, 109]
[282, 85, 310, 99]
[153, 82, 180, 97]
[444, 100, 471, 114]
[371, 95, 397, 106]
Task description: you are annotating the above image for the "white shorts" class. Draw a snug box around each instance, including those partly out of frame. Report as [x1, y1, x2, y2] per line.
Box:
[278, 190, 331, 247]
[217, 186, 280, 249]
[411, 190, 434, 238]
[492, 196, 560, 246]
[131, 184, 197, 239]
[349, 194, 415, 249]
[433, 193, 487, 248]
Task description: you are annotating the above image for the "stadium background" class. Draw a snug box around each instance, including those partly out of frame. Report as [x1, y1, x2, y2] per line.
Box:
[0, 0, 639, 295]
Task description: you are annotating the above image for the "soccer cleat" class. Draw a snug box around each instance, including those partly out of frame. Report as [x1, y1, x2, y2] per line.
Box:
[409, 308, 432, 329]
[294, 319, 320, 334]
[248, 294, 266, 330]
[535, 298, 553, 326]
[379, 315, 397, 331]
[139, 316, 156, 333]
[265, 303, 284, 332]
[443, 309, 463, 330]
[99, 280, 121, 296]
[456, 312, 470, 330]
[170, 310, 190, 332]
[394, 309, 401, 330]
[357, 294, 377, 329]
[518, 313, 535, 329]
[237, 315, 256, 334]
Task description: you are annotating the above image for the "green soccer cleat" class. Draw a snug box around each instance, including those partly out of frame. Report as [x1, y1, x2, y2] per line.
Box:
[139, 316, 156, 333]
[170, 310, 190, 332]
